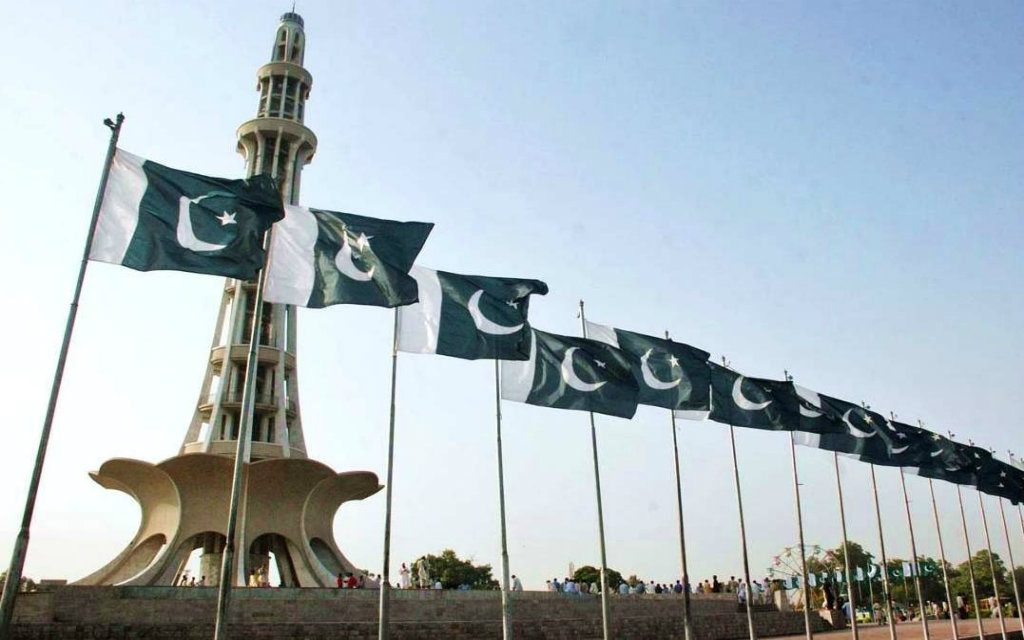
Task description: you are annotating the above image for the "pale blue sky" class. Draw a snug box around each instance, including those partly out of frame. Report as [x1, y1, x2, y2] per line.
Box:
[0, 1, 1021, 591]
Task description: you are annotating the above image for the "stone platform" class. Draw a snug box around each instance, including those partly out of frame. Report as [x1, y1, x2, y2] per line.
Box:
[12, 586, 832, 639]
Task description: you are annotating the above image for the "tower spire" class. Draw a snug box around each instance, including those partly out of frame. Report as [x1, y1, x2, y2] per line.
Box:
[180, 10, 317, 461]
[79, 13, 381, 590]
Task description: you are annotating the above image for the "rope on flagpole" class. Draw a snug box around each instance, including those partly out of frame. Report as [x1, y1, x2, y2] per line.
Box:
[0, 113, 124, 639]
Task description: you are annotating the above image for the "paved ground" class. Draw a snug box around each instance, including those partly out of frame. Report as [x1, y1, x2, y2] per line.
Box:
[779, 618, 1023, 640]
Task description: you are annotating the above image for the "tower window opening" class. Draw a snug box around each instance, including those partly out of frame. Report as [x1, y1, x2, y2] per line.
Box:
[270, 78, 284, 116]
[275, 30, 288, 61]
[259, 141, 276, 180]
[274, 142, 291, 185]
[258, 83, 270, 117]
[255, 367, 269, 406]
[260, 301, 274, 346]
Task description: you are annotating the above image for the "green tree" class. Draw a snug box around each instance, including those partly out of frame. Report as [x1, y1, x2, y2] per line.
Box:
[881, 556, 947, 609]
[950, 550, 1009, 601]
[573, 565, 624, 590]
[826, 540, 876, 576]
[410, 549, 499, 590]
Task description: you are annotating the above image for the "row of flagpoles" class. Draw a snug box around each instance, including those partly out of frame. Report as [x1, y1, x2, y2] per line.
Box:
[1, 116, 1022, 640]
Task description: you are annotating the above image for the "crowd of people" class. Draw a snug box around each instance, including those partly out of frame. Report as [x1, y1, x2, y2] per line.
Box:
[175, 572, 207, 587]
[540, 574, 774, 603]
[693, 574, 774, 605]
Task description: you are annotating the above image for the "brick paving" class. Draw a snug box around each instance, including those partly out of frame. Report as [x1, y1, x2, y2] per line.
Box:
[780, 618, 1023, 640]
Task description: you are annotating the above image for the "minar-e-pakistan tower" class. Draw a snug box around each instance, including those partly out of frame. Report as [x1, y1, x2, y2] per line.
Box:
[77, 12, 382, 587]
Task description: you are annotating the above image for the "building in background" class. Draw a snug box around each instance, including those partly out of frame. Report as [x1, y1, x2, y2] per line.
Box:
[77, 12, 381, 588]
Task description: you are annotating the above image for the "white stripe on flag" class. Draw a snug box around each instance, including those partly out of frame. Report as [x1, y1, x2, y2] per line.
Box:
[673, 409, 710, 421]
[500, 330, 537, 403]
[264, 204, 318, 306]
[396, 266, 442, 354]
[584, 321, 619, 348]
[89, 149, 147, 265]
[791, 431, 822, 448]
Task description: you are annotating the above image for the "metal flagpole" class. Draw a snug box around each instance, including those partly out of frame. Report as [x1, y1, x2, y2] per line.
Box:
[578, 301, 611, 640]
[996, 499, 1022, 633]
[0, 113, 124, 638]
[493, 359, 513, 640]
[869, 464, 898, 640]
[927, 479, 958, 640]
[977, 490, 1008, 640]
[667, 330, 694, 640]
[377, 309, 400, 640]
[897, 466, 930, 640]
[1017, 497, 1024, 627]
[213, 230, 275, 640]
[728, 424, 757, 640]
[832, 453, 859, 640]
[669, 409, 695, 640]
[720, 361, 758, 640]
[956, 482, 985, 639]
[785, 372, 813, 640]
[790, 433, 813, 640]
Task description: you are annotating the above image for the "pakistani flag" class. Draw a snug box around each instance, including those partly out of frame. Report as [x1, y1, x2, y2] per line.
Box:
[915, 435, 979, 486]
[500, 329, 639, 419]
[707, 363, 800, 430]
[973, 454, 1024, 504]
[585, 322, 710, 413]
[875, 419, 934, 468]
[89, 149, 284, 279]
[397, 267, 547, 360]
[791, 396, 893, 461]
[1011, 455, 1024, 473]
[264, 206, 433, 308]
[789, 384, 850, 434]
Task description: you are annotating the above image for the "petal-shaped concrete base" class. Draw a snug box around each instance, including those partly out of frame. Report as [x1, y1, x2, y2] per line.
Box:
[75, 453, 381, 587]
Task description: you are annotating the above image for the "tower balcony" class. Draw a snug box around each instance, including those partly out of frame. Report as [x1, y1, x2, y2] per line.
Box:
[236, 117, 317, 152]
[256, 61, 312, 89]
[196, 391, 298, 418]
[210, 344, 296, 371]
